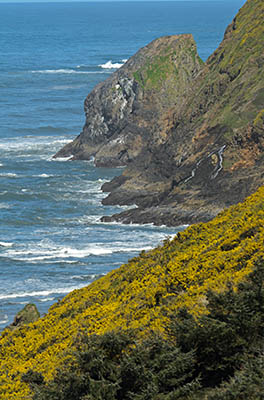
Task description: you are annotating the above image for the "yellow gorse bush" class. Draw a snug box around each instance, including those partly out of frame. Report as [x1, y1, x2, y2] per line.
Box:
[1, 186, 264, 399]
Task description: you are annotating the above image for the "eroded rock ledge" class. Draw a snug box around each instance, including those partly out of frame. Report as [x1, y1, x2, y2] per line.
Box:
[56, 0, 264, 226]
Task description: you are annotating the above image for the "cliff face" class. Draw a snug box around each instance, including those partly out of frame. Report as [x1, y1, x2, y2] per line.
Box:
[57, 0, 264, 226]
[55, 34, 203, 167]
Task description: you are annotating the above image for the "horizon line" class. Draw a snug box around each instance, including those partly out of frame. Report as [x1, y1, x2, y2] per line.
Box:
[0, 0, 241, 3]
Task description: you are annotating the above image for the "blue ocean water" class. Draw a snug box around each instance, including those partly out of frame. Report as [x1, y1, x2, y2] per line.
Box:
[0, 0, 244, 330]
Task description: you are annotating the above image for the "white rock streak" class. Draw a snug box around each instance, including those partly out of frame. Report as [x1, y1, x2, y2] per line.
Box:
[183, 145, 226, 183]
[211, 145, 226, 179]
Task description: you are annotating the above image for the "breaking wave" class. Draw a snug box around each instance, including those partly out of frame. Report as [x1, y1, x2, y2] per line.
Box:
[31, 69, 110, 74]
[0, 286, 87, 300]
[99, 60, 124, 69]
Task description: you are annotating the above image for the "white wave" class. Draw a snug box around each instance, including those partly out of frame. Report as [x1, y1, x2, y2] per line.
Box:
[4, 239, 154, 264]
[39, 297, 55, 302]
[25, 278, 41, 284]
[0, 315, 9, 324]
[6, 244, 114, 262]
[78, 215, 102, 224]
[0, 241, 13, 248]
[0, 203, 10, 209]
[19, 259, 80, 265]
[52, 155, 73, 162]
[32, 69, 86, 74]
[0, 285, 86, 300]
[116, 245, 153, 253]
[0, 163, 3, 167]
[99, 219, 155, 228]
[99, 60, 124, 69]
[0, 173, 18, 178]
[0, 136, 73, 154]
[122, 59, 128, 63]
[51, 138, 75, 144]
[178, 224, 189, 229]
[117, 204, 138, 210]
[51, 84, 84, 90]
[71, 274, 97, 280]
[34, 173, 53, 178]
[31, 69, 109, 75]
[77, 188, 102, 194]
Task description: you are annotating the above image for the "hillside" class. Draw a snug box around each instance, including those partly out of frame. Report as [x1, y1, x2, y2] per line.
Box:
[57, 0, 264, 226]
[1, 186, 264, 399]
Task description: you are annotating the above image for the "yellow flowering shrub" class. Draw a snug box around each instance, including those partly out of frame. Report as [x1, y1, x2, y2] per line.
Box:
[1, 186, 264, 399]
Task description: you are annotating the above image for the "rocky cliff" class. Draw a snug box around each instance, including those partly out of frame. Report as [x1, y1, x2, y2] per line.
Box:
[55, 34, 203, 167]
[56, 0, 264, 226]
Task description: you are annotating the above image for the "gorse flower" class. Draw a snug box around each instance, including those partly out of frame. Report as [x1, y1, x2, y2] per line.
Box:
[0, 186, 264, 399]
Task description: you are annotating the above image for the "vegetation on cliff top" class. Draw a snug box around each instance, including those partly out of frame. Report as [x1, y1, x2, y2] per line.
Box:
[206, 0, 264, 136]
[132, 35, 203, 91]
[1, 185, 264, 399]
[167, 0, 264, 169]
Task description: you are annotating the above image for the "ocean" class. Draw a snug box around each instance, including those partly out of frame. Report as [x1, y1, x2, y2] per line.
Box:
[0, 0, 244, 330]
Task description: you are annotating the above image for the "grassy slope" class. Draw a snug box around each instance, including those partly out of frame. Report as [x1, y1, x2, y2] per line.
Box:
[157, 0, 264, 177]
[209, 0, 264, 133]
[1, 186, 264, 399]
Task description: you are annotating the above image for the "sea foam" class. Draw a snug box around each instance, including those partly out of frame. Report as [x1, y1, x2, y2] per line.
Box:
[31, 69, 109, 74]
[99, 60, 124, 69]
[0, 242, 13, 248]
[0, 314, 9, 324]
[0, 173, 18, 178]
[0, 285, 86, 300]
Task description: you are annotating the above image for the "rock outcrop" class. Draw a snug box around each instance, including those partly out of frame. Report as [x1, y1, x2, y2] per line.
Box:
[56, 0, 264, 226]
[55, 34, 203, 167]
[8, 303, 40, 331]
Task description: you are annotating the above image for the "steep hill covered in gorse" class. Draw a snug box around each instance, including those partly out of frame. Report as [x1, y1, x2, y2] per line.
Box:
[1, 185, 264, 398]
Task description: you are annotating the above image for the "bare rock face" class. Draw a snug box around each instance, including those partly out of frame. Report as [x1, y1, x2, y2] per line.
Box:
[56, 0, 264, 226]
[55, 35, 203, 167]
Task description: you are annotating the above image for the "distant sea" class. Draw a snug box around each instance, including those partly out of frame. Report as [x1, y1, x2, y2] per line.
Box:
[0, 0, 244, 330]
